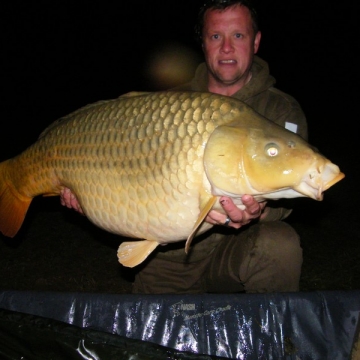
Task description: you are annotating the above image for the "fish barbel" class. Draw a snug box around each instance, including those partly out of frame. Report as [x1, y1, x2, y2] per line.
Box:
[0, 91, 345, 267]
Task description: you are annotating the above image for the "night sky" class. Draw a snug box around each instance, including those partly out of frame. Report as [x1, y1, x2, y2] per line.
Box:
[1, 1, 359, 249]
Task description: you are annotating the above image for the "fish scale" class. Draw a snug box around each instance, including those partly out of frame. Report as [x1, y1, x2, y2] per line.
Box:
[45, 92, 213, 241]
[0, 91, 344, 267]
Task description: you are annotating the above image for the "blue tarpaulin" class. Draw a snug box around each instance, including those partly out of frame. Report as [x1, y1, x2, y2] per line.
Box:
[0, 290, 359, 359]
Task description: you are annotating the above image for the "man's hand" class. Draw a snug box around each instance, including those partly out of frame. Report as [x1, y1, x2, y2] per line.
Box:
[60, 187, 84, 215]
[205, 195, 267, 229]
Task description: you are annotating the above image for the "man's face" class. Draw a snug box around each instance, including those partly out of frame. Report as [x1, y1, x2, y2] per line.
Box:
[202, 4, 261, 89]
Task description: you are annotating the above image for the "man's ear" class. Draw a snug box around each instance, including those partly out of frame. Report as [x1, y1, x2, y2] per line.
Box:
[254, 31, 261, 54]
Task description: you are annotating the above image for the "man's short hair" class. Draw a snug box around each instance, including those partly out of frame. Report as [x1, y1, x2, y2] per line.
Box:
[194, 0, 260, 44]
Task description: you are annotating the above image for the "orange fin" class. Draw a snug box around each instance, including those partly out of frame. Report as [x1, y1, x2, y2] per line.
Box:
[185, 196, 217, 254]
[117, 240, 159, 268]
[0, 178, 32, 238]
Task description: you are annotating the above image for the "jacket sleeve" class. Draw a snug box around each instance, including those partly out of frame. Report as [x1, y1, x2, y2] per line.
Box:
[276, 101, 308, 141]
[260, 206, 293, 222]
[265, 87, 309, 141]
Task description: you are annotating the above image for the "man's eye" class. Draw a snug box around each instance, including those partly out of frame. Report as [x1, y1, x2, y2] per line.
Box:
[212, 34, 219, 40]
[235, 33, 243, 38]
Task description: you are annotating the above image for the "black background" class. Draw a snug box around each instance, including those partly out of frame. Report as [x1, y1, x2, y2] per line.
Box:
[2, 1, 358, 156]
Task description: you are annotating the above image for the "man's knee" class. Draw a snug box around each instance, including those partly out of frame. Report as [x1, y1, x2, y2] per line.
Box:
[260, 221, 301, 259]
[241, 221, 302, 292]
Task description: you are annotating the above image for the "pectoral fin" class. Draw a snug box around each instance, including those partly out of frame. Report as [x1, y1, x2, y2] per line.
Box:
[185, 196, 217, 254]
[117, 240, 159, 268]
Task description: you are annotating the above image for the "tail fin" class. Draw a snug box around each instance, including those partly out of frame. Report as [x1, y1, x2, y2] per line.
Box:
[0, 160, 32, 237]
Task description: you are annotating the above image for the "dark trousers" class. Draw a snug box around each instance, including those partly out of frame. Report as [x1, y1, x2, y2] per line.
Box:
[132, 221, 302, 294]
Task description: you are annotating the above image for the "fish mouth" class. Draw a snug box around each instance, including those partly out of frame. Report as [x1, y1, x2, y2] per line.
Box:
[296, 161, 345, 200]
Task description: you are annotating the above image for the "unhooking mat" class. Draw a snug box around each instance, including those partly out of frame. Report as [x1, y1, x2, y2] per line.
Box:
[0, 290, 359, 359]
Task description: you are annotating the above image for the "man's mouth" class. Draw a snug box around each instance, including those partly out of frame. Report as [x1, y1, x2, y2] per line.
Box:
[219, 60, 236, 64]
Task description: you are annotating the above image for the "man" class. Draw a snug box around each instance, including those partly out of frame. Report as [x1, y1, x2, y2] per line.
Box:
[61, 0, 307, 294]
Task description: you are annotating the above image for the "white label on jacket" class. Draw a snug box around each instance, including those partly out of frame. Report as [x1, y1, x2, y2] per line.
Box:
[285, 122, 297, 133]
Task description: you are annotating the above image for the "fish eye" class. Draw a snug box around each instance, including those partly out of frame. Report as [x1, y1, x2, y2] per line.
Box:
[265, 143, 279, 157]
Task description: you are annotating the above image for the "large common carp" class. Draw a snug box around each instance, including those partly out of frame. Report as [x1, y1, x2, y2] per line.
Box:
[0, 91, 344, 267]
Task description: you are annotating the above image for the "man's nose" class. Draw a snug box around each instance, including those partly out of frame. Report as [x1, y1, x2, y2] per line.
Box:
[220, 38, 234, 53]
